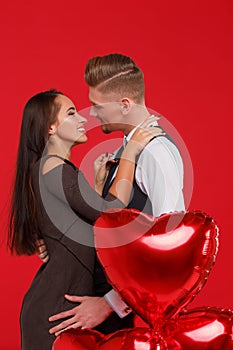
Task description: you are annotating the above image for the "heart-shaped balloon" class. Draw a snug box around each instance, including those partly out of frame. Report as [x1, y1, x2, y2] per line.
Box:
[164, 306, 233, 349]
[52, 307, 233, 349]
[52, 328, 103, 350]
[94, 210, 219, 329]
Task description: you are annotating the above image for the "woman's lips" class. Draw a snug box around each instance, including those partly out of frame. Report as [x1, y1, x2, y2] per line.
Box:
[77, 127, 86, 133]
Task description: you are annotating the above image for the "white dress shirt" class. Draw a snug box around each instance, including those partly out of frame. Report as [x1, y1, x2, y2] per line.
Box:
[104, 119, 185, 317]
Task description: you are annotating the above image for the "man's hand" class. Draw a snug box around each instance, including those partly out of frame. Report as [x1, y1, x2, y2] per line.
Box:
[36, 239, 49, 263]
[48, 295, 113, 336]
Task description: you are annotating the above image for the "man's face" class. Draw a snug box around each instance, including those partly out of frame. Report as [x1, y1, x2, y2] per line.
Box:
[88, 86, 124, 134]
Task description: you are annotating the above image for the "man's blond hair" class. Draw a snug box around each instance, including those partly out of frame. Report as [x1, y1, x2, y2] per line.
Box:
[85, 54, 145, 103]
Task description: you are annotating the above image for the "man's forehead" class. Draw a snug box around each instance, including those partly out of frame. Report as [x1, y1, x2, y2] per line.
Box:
[89, 87, 117, 104]
[88, 87, 101, 104]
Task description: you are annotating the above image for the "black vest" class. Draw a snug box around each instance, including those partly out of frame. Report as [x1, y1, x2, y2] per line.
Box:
[102, 145, 153, 215]
[101, 128, 178, 213]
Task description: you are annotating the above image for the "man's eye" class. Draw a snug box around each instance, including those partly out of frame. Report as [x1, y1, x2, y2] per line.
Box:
[68, 111, 76, 116]
[93, 105, 101, 110]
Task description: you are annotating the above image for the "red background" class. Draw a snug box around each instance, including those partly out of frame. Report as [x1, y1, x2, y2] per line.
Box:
[0, 0, 232, 348]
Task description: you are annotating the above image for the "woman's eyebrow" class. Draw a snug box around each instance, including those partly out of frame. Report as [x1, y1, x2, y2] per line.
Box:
[66, 106, 75, 112]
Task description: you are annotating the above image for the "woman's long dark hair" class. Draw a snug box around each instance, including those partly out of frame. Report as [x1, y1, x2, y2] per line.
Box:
[8, 89, 63, 255]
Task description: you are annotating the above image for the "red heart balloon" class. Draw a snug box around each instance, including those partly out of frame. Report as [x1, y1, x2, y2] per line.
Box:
[164, 306, 233, 349]
[52, 329, 104, 350]
[94, 210, 219, 329]
[98, 308, 233, 349]
[52, 308, 233, 350]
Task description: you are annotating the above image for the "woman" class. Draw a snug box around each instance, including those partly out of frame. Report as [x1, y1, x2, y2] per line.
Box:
[8, 90, 162, 350]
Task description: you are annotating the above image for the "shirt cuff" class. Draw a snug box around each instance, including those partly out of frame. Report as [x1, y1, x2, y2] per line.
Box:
[104, 289, 132, 318]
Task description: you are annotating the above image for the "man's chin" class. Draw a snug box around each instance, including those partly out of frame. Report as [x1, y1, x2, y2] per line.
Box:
[101, 126, 112, 134]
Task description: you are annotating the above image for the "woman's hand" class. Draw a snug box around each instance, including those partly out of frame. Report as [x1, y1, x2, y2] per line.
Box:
[48, 295, 113, 336]
[36, 239, 49, 263]
[94, 153, 117, 194]
[125, 116, 165, 157]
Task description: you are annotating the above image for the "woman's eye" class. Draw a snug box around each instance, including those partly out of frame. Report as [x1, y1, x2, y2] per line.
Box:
[68, 111, 76, 116]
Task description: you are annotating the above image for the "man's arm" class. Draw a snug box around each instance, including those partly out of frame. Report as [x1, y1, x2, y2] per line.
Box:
[48, 290, 132, 336]
[136, 137, 185, 216]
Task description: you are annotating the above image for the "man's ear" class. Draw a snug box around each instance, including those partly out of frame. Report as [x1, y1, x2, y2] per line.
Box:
[120, 98, 132, 115]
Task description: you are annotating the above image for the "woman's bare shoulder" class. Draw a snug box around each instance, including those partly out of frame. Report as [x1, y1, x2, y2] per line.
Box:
[42, 157, 65, 175]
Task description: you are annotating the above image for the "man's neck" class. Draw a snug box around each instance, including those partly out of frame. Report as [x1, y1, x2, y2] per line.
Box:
[123, 107, 151, 136]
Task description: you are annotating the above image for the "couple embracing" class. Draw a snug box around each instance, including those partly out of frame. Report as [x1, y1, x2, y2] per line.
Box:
[8, 53, 184, 349]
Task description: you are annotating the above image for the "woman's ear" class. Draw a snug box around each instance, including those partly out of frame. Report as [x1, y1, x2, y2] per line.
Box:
[48, 124, 56, 135]
[120, 98, 132, 115]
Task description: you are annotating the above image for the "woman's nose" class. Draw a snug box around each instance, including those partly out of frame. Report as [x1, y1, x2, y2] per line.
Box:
[77, 114, 87, 123]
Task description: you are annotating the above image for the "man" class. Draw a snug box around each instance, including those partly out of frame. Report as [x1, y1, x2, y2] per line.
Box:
[48, 54, 185, 335]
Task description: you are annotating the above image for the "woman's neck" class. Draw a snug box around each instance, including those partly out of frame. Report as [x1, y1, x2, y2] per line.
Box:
[45, 144, 71, 160]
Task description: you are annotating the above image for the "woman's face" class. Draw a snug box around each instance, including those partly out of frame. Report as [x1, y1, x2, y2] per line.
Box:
[51, 94, 88, 145]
